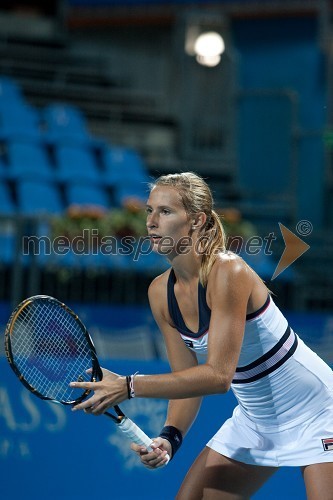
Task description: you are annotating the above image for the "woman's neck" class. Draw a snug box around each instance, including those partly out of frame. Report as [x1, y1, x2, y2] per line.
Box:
[168, 250, 202, 283]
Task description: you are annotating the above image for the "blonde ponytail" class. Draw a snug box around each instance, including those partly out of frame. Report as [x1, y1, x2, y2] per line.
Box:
[198, 210, 226, 286]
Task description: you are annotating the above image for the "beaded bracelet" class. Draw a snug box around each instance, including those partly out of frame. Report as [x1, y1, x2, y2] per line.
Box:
[159, 425, 183, 459]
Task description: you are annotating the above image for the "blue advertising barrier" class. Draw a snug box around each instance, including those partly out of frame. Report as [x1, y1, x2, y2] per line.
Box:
[1, 357, 307, 500]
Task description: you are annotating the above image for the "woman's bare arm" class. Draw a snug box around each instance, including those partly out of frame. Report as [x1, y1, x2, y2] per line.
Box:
[71, 257, 252, 410]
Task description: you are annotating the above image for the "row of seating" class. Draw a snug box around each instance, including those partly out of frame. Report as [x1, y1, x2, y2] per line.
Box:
[0, 139, 150, 204]
[0, 164, 149, 215]
[0, 140, 148, 183]
[0, 75, 151, 214]
[0, 178, 115, 215]
[0, 76, 169, 272]
[0, 75, 96, 145]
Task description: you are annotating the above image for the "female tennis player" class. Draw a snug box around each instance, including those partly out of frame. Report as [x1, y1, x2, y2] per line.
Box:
[71, 172, 333, 499]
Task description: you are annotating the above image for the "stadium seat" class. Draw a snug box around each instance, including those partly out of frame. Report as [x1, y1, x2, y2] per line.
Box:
[65, 183, 110, 209]
[0, 102, 41, 141]
[102, 146, 150, 187]
[42, 103, 90, 145]
[7, 140, 55, 181]
[113, 182, 149, 205]
[16, 179, 64, 215]
[54, 144, 102, 184]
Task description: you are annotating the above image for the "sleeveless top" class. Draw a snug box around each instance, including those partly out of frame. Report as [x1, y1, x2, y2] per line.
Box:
[166, 269, 333, 427]
[167, 268, 297, 384]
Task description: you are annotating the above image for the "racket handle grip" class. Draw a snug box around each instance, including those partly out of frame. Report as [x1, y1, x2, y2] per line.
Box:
[118, 416, 170, 464]
[118, 416, 153, 449]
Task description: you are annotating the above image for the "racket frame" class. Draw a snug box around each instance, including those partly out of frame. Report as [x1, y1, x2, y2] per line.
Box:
[4, 295, 156, 451]
[5, 295, 101, 406]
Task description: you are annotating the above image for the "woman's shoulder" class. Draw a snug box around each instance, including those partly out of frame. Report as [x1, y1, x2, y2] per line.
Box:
[148, 268, 173, 321]
[210, 251, 250, 276]
[207, 252, 268, 304]
[148, 267, 172, 297]
[207, 251, 256, 291]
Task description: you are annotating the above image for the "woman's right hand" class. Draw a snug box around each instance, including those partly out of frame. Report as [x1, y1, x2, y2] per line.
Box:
[131, 437, 172, 469]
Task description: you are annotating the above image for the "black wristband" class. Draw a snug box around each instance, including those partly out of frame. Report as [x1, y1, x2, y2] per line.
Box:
[159, 426, 183, 460]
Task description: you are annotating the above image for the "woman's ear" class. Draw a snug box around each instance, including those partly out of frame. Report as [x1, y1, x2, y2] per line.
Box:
[191, 212, 207, 230]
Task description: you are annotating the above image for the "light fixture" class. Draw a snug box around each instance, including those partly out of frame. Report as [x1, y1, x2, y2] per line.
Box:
[194, 31, 225, 67]
[196, 54, 221, 67]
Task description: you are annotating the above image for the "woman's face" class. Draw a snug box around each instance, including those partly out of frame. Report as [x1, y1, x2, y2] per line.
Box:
[146, 186, 192, 256]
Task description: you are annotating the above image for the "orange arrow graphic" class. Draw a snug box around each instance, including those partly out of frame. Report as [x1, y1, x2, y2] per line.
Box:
[271, 223, 310, 280]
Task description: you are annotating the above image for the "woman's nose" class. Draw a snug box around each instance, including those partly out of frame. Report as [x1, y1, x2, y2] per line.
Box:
[147, 214, 157, 228]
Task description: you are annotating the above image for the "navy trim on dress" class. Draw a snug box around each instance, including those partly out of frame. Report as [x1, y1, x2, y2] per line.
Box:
[246, 295, 270, 320]
[167, 269, 210, 338]
[232, 327, 298, 384]
[167, 270, 271, 338]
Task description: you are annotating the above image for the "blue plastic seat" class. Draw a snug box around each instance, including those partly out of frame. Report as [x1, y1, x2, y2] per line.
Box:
[16, 179, 64, 215]
[113, 182, 149, 205]
[102, 146, 150, 187]
[43, 103, 90, 145]
[43, 103, 87, 133]
[7, 140, 55, 181]
[0, 102, 41, 141]
[66, 183, 110, 209]
[55, 145, 102, 184]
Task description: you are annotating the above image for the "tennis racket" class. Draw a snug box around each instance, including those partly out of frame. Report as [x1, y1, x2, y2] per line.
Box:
[4, 295, 155, 450]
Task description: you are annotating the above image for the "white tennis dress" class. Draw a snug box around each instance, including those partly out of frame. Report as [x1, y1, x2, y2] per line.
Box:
[167, 269, 333, 466]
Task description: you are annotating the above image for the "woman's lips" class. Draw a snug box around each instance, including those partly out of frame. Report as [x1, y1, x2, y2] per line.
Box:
[149, 234, 162, 240]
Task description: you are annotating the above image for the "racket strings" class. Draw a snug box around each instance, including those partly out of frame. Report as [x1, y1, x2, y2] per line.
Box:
[10, 300, 93, 403]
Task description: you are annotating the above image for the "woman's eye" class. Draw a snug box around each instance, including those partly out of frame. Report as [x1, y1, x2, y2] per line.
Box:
[162, 209, 170, 215]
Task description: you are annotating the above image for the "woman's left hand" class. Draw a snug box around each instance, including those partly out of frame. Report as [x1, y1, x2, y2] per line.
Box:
[131, 437, 171, 469]
[70, 368, 127, 415]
